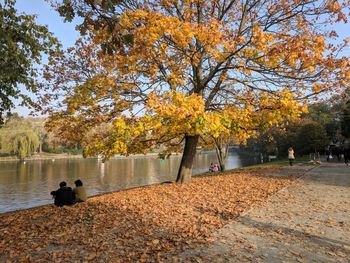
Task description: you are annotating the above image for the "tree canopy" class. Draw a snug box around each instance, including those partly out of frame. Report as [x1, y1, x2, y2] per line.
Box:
[295, 122, 328, 155]
[42, 0, 350, 182]
[341, 100, 350, 138]
[0, 0, 59, 123]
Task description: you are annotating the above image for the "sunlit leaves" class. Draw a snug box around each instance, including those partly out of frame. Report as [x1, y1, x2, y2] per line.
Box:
[146, 91, 205, 134]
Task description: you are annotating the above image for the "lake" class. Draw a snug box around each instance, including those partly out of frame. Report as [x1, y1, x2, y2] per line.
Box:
[0, 151, 259, 213]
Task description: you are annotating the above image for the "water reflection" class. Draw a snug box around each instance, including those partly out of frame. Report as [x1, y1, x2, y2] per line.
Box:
[0, 152, 257, 213]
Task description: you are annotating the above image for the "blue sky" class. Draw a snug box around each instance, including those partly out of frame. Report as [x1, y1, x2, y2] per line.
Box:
[4, 0, 350, 116]
[15, 0, 80, 49]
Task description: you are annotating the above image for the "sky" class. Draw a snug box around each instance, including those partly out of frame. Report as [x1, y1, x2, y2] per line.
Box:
[14, 0, 80, 48]
[3, 0, 350, 116]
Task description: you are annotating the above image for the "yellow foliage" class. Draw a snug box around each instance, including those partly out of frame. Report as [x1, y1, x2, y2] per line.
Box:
[42, 0, 350, 162]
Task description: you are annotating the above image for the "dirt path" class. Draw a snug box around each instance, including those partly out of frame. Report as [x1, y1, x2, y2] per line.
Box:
[179, 163, 350, 262]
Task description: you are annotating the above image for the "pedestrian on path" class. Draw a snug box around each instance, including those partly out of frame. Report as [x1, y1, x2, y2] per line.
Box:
[326, 147, 333, 162]
[344, 147, 350, 166]
[288, 146, 295, 166]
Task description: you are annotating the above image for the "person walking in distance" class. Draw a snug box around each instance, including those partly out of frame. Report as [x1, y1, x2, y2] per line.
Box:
[288, 146, 295, 166]
[344, 147, 350, 166]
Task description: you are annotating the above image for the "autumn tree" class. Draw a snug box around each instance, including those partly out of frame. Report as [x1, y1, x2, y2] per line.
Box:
[42, 0, 350, 183]
[0, 0, 59, 124]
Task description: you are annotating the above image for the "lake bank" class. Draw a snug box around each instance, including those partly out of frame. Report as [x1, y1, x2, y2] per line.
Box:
[0, 162, 270, 217]
[0, 152, 260, 213]
[0, 165, 309, 262]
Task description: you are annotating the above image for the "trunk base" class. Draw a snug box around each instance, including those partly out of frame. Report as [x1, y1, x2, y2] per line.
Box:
[176, 135, 199, 184]
[177, 167, 192, 183]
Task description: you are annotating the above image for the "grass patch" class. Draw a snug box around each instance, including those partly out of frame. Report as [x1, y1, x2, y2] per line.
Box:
[237, 156, 313, 170]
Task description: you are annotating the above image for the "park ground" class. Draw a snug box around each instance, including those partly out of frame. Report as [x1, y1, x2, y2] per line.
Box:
[0, 162, 349, 262]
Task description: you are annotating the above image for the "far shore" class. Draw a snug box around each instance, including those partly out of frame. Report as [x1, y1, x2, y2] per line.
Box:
[0, 149, 265, 163]
[0, 152, 185, 162]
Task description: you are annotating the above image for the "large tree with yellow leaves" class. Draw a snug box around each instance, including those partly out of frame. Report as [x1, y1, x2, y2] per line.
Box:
[41, 0, 350, 183]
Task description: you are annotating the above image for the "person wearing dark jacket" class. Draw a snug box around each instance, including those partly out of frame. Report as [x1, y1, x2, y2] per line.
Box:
[50, 181, 74, 207]
[344, 148, 350, 166]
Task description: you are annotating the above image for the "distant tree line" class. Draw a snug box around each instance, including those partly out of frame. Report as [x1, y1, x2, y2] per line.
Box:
[0, 113, 81, 160]
[247, 89, 350, 158]
[1, 92, 349, 160]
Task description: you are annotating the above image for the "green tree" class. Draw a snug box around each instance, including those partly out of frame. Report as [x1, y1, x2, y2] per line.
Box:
[253, 119, 328, 158]
[306, 103, 340, 143]
[341, 100, 350, 138]
[0, 115, 40, 159]
[306, 88, 350, 144]
[295, 122, 328, 155]
[252, 122, 298, 159]
[0, 0, 59, 123]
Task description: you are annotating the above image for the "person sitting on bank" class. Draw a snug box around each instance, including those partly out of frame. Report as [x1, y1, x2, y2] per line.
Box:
[209, 163, 214, 172]
[213, 163, 219, 172]
[50, 181, 74, 207]
[73, 179, 87, 202]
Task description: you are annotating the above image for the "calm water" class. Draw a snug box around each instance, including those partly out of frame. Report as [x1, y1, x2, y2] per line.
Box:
[0, 152, 258, 213]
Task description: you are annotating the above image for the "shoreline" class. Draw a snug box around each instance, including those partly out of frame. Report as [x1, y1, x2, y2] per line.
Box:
[0, 153, 83, 162]
[0, 167, 237, 217]
[0, 152, 183, 162]
[0, 160, 309, 216]
[0, 165, 307, 262]
[0, 164, 285, 216]
[0, 179, 176, 217]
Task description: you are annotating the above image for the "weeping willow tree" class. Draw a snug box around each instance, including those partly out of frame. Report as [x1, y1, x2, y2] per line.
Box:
[0, 130, 40, 159]
[0, 116, 40, 159]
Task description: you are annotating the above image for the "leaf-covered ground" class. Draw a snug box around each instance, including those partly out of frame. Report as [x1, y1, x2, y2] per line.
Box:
[0, 168, 295, 262]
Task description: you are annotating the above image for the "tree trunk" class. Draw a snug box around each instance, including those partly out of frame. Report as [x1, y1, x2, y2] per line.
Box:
[215, 142, 229, 171]
[220, 162, 225, 172]
[176, 135, 199, 183]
